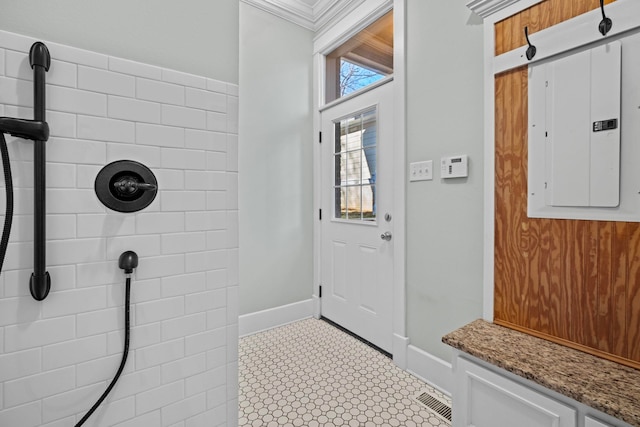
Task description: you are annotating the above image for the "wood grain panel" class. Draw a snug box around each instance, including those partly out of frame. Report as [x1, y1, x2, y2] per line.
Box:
[537, 218, 551, 335]
[493, 73, 508, 323]
[627, 225, 640, 360]
[494, 67, 528, 326]
[495, 0, 616, 56]
[493, 0, 639, 368]
[583, 222, 599, 349]
[596, 223, 613, 353]
[612, 223, 628, 358]
[565, 220, 585, 345]
[548, 219, 563, 339]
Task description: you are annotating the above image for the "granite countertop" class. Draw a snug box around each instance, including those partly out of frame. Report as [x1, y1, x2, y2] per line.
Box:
[443, 319, 640, 427]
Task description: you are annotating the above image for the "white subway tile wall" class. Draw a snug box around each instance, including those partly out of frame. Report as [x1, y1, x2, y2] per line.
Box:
[0, 30, 238, 427]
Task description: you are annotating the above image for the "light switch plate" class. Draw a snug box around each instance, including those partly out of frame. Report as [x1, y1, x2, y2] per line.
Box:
[409, 160, 433, 181]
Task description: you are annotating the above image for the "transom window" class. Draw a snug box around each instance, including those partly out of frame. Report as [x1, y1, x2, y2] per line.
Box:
[334, 108, 377, 221]
[325, 11, 393, 103]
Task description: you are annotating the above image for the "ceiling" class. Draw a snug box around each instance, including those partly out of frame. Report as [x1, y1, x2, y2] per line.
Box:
[241, 0, 363, 32]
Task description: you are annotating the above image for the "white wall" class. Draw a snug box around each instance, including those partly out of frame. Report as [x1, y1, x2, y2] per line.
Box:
[238, 4, 314, 315]
[0, 30, 239, 426]
[0, 0, 239, 84]
[236, 1, 484, 364]
[405, 0, 485, 362]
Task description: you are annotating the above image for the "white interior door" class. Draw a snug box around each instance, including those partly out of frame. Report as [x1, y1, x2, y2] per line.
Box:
[320, 82, 394, 353]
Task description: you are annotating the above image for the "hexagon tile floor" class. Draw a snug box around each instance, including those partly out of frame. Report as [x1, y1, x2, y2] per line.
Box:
[238, 318, 451, 427]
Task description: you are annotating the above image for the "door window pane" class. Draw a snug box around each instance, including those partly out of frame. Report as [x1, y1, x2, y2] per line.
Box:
[346, 186, 362, 220]
[333, 108, 377, 222]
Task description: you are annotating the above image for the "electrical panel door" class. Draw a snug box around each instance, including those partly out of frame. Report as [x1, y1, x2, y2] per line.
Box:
[545, 41, 621, 208]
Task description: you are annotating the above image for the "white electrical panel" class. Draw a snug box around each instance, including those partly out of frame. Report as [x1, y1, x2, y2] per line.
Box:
[546, 41, 621, 208]
[441, 155, 468, 179]
[527, 37, 640, 222]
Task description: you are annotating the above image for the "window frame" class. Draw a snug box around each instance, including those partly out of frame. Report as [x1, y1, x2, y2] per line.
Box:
[332, 105, 379, 224]
[323, 10, 394, 105]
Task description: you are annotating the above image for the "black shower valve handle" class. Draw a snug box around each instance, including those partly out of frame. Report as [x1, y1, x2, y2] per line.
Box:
[113, 179, 158, 193]
[95, 160, 158, 213]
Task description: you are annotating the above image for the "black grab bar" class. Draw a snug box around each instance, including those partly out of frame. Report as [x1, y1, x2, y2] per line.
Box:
[29, 42, 51, 301]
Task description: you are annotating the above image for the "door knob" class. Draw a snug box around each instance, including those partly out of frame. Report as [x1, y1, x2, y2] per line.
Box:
[381, 232, 392, 241]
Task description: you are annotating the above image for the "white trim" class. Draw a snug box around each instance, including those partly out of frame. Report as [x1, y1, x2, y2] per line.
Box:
[467, 0, 544, 20]
[319, 75, 394, 112]
[239, 0, 366, 33]
[314, 0, 367, 35]
[494, 0, 640, 75]
[406, 345, 453, 396]
[313, 0, 393, 54]
[312, 0, 406, 360]
[391, 0, 407, 341]
[393, 333, 410, 370]
[312, 294, 321, 318]
[239, 299, 314, 337]
[241, 0, 315, 30]
[313, 52, 323, 320]
[491, 0, 544, 22]
[482, 10, 495, 322]
[466, 0, 522, 19]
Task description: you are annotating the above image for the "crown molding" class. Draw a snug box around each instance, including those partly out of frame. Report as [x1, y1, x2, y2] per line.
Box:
[466, 0, 521, 18]
[313, 0, 366, 33]
[241, 0, 315, 30]
[241, 0, 363, 32]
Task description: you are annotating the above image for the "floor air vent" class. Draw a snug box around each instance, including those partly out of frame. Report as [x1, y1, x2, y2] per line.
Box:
[415, 391, 452, 423]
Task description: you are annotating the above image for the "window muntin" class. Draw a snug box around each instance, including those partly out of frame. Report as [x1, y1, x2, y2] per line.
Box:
[333, 108, 377, 221]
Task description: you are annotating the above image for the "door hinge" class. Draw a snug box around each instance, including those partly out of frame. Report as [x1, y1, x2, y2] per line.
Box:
[319, 285, 322, 298]
[319, 209, 322, 220]
[319, 131, 322, 143]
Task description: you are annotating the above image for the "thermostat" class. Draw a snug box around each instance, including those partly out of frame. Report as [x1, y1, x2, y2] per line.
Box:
[441, 155, 468, 178]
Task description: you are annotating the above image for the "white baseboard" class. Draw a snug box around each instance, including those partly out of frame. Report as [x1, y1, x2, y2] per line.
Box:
[239, 299, 314, 337]
[392, 333, 410, 370]
[406, 344, 454, 396]
[312, 294, 321, 319]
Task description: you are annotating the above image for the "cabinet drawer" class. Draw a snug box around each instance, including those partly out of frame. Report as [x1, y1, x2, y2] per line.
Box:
[454, 358, 576, 427]
[586, 416, 614, 427]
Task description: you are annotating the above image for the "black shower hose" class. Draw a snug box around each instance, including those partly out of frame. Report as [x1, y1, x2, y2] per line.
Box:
[1, 133, 131, 425]
[1, 133, 132, 425]
[75, 275, 131, 426]
[0, 133, 13, 274]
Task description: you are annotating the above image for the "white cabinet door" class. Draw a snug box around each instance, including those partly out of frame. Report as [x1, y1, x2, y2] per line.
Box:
[454, 358, 576, 427]
[585, 416, 613, 427]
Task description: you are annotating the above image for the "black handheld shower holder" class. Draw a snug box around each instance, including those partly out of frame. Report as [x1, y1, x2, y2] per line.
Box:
[0, 42, 52, 301]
